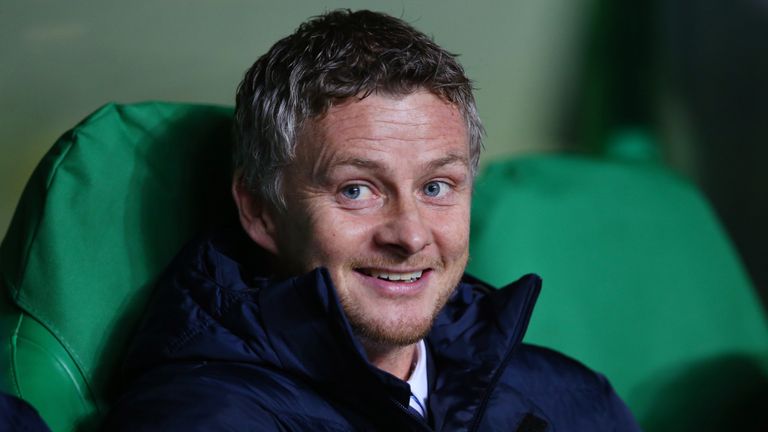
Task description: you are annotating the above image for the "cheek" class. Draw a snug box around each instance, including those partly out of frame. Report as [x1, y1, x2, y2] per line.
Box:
[300, 209, 376, 265]
[432, 206, 471, 257]
[274, 202, 329, 269]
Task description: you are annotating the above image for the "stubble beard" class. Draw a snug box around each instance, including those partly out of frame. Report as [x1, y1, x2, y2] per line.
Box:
[340, 284, 456, 348]
[337, 255, 467, 349]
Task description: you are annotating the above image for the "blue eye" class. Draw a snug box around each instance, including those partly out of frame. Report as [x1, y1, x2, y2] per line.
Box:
[341, 184, 373, 200]
[342, 185, 361, 199]
[423, 181, 447, 198]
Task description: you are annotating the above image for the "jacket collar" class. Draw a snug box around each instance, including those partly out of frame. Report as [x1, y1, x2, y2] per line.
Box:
[426, 274, 541, 431]
[255, 265, 542, 431]
[257, 268, 414, 404]
[127, 228, 541, 430]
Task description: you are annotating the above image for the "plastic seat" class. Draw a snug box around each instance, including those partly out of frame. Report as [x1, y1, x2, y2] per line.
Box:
[2, 102, 765, 430]
[468, 155, 768, 429]
[0, 102, 235, 431]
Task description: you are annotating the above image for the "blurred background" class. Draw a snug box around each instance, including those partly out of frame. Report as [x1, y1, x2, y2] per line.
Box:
[1, 0, 766, 427]
[2, 1, 766, 305]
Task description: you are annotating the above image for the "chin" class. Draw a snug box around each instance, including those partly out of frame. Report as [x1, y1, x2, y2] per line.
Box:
[340, 293, 452, 347]
[332, 259, 466, 346]
[350, 314, 433, 347]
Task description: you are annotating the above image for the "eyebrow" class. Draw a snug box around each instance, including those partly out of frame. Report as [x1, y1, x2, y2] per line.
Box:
[424, 153, 470, 172]
[329, 153, 469, 171]
[313, 157, 384, 184]
[328, 157, 384, 171]
[325, 153, 469, 176]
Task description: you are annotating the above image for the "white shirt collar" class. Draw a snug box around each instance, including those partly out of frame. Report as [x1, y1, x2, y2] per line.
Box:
[406, 340, 429, 418]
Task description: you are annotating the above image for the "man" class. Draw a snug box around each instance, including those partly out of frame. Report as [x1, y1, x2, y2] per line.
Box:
[105, 10, 641, 431]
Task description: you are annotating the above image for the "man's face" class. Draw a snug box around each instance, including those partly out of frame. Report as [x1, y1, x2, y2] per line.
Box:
[272, 90, 472, 346]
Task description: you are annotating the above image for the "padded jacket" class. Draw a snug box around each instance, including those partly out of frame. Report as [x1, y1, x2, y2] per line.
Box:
[0, 392, 51, 432]
[103, 229, 641, 431]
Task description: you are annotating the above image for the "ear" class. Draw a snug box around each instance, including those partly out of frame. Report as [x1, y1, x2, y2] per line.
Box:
[232, 174, 280, 255]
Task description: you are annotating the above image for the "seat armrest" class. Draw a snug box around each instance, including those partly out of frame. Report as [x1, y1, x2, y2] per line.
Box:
[0, 281, 99, 431]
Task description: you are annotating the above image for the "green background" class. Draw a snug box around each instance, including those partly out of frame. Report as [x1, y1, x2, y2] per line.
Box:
[4, 2, 766, 299]
[1, 0, 590, 234]
[2, 2, 767, 429]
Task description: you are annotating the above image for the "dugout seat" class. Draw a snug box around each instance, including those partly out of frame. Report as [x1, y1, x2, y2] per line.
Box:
[1, 102, 765, 431]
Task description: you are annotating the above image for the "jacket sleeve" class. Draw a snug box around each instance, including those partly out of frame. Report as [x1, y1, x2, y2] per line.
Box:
[504, 344, 644, 431]
[596, 374, 643, 432]
[0, 392, 51, 432]
[101, 363, 286, 432]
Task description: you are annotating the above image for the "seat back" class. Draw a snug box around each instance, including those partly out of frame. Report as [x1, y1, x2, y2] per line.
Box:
[3, 104, 766, 431]
[0, 102, 235, 431]
[468, 155, 768, 430]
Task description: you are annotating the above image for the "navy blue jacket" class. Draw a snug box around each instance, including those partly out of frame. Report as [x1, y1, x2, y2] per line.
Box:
[0, 392, 51, 432]
[104, 229, 641, 431]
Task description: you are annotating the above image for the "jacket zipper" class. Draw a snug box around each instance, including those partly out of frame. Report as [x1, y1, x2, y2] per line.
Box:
[467, 286, 540, 432]
[391, 397, 433, 431]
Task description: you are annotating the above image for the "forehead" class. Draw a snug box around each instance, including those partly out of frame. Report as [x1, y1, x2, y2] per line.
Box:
[298, 91, 469, 163]
[324, 91, 463, 130]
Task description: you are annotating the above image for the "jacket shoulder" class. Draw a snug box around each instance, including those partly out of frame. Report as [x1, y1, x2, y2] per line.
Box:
[103, 362, 352, 431]
[511, 344, 610, 390]
[496, 343, 642, 431]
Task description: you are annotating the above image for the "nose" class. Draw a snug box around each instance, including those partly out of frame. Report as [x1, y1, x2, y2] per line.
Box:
[373, 196, 432, 257]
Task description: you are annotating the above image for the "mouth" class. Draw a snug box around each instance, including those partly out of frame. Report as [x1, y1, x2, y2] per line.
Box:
[355, 268, 427, 283]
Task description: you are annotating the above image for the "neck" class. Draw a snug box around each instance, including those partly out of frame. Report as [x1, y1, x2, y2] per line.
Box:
[362, 340, 418, 381]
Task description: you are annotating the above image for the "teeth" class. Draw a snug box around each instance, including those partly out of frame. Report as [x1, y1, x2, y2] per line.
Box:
[364, 270, 423, 282]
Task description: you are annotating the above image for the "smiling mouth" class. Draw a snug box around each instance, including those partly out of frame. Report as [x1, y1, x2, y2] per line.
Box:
[356, 268, 425, 283]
